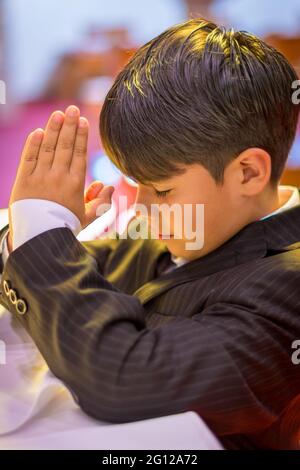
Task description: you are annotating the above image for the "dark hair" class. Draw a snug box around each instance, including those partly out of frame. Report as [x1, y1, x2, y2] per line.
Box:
[99, 18, 300, 185]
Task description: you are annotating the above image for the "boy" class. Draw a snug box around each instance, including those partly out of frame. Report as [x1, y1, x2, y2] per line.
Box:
[1, 18, 300, 449]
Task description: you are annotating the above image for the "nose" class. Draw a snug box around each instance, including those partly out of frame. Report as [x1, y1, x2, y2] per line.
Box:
[133, 186, 152, 215]
[133, 187, 167, 234]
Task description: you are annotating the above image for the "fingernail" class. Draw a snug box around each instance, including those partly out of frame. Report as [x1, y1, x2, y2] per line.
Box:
[53, 112, 64, 123]
[66, 105, 79, 117]
[32, 128, 44, 141]
[79, 117, 88, 128]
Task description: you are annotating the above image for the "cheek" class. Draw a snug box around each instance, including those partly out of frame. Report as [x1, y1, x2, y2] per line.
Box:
[175, 199, 216, 241]
[163, 204, 203, 238]
[201, 194, 233, 240]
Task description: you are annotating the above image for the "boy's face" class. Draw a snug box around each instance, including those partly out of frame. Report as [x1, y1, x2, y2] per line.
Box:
[133, 162, 245, 261]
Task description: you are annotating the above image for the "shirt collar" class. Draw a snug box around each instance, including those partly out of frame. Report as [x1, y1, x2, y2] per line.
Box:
[260, 185, 300, 220]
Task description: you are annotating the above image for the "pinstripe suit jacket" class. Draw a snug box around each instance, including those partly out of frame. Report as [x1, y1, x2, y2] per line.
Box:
[1, 198, 300, 450]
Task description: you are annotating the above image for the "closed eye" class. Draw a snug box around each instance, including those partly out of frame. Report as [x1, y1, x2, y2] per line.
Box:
[154, 189, 171, 198]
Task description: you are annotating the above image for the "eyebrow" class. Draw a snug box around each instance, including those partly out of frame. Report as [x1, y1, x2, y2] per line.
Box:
[146, 182, 168, 189]
[128, 176, 171, 188]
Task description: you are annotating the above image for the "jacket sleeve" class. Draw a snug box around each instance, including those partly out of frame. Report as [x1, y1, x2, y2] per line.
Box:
[79, 236, 119, 275]
[0, 226, 298, 437]
[0, 222, 118, 278]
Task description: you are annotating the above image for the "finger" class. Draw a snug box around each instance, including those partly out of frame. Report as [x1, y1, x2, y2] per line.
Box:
[16, 131, 33, 174]
[84, 181, 104, 203]
[84, 186, 115, 226]
[52, 105, 80, 170]
[69, 116, 89, 178]
[94, 185, 115, 217]
[35, 111, 64, 171]
[18, 129, 44, 176]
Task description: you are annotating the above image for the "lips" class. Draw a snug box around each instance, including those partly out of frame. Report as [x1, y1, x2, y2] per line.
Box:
[158, 233, 173, 238]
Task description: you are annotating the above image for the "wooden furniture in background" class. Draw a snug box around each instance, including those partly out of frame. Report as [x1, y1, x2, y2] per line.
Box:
[264, 35, 300, 73]
[42, 28, 137, 100]
[281, 168, 300, 187]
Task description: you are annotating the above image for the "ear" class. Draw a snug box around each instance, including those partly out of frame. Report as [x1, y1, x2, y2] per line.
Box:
[237, 147, 272, 195]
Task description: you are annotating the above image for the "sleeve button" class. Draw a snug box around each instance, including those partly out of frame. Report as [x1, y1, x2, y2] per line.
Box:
[16, 298, 27, 315]
[3, 280, 10, 296]
[9, 288, 18, 305]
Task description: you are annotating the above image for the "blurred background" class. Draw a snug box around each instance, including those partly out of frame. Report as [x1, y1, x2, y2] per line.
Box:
[0, 0, 300, 235]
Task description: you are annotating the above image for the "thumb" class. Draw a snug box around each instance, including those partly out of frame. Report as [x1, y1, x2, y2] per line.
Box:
[83, 185, 115, 228]
[84, 180, 104, 203]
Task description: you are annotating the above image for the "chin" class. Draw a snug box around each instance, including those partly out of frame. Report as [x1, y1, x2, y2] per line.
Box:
[160, 238, 185, 257]
[166, 238, 205, 261]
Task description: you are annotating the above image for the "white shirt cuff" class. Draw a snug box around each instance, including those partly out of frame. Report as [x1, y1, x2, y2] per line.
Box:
[1, 229, 10, 265]
[0, 227, 10, 275]
[10, 199, 82, 251]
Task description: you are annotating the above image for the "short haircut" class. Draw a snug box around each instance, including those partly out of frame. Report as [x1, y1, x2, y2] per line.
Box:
[100, 18, 300, 185]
